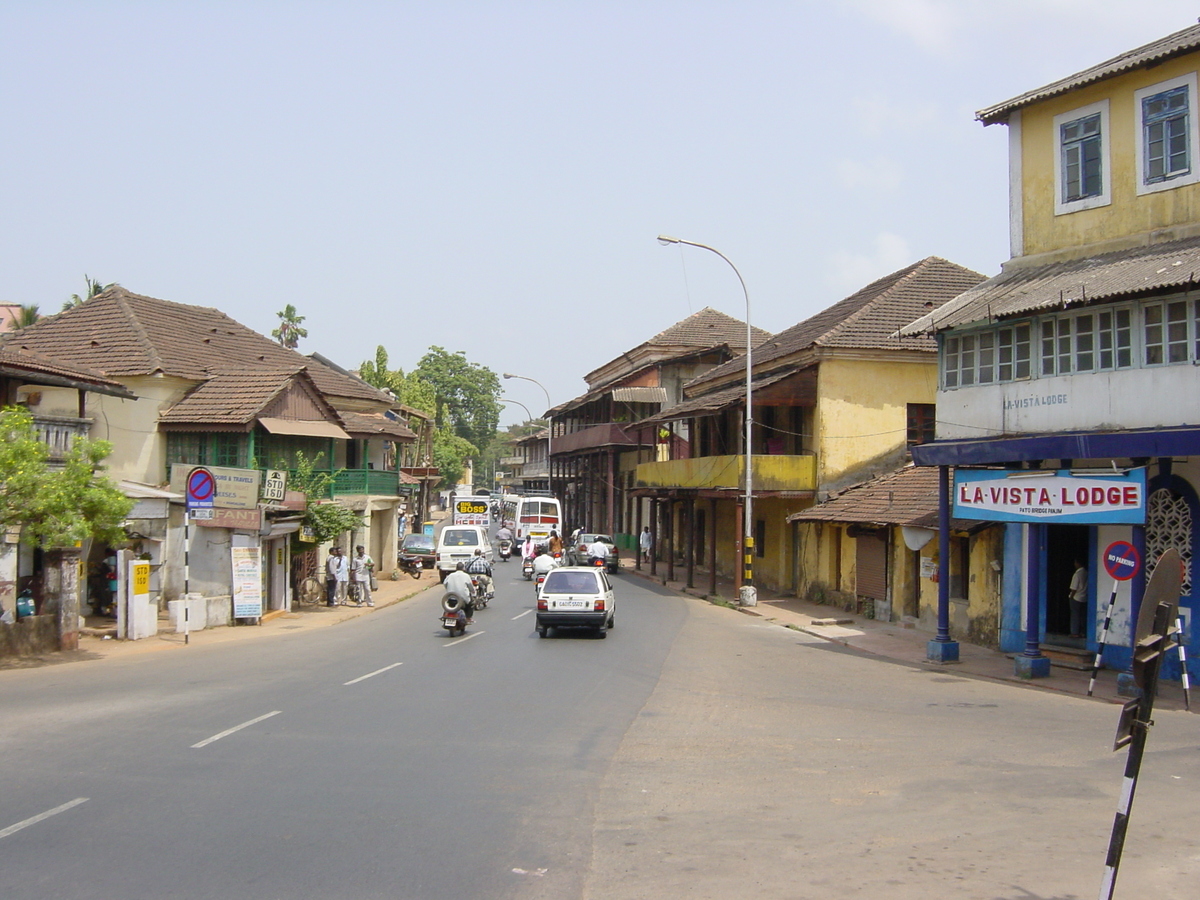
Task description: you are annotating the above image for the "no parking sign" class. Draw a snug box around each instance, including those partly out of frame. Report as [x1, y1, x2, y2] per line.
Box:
[1103, 541, 1140, 581]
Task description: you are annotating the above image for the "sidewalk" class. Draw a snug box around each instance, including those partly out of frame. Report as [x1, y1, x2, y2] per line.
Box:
[625, 559, 1194, 713]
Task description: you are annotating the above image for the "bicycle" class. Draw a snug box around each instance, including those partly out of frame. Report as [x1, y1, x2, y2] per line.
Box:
[296, 566, 327, 607]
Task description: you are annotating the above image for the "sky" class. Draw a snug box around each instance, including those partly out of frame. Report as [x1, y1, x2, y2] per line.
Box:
[3, 1, 1199, 423]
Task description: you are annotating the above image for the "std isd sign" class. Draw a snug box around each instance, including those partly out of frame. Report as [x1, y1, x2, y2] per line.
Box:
[953, 467, 1146, 525]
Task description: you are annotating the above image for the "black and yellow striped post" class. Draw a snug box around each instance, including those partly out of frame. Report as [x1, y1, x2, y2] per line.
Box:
[743, 536, 754, 587]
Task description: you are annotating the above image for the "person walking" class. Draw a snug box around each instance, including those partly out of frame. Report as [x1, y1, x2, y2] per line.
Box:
[639, 526, 653, 564]
[351, 545, 375, 607]
[325, 547, 348, 606]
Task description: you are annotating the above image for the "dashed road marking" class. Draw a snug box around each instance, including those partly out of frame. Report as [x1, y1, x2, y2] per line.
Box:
[344, 662, 403, 685]
[0, 798, 88, 840]
[443, 631, 485, 646]
[192, 710, 281, 748]
[511, 609, 533, 620]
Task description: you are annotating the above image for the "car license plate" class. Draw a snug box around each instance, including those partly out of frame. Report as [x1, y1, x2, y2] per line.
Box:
[557, 599, 589, 609]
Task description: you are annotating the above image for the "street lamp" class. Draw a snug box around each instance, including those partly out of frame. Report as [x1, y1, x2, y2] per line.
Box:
[657, 234, 756, 605]
[503, 372, 554, 488]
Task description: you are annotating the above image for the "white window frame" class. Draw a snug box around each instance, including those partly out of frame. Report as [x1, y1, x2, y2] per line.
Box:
[1135, 72, 1200, 196]
[1054, 99, 1111, 216]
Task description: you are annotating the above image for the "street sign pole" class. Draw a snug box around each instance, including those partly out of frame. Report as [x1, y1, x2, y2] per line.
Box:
[1090, 542, 1142, 697]
[1099, 548, 1181, 900]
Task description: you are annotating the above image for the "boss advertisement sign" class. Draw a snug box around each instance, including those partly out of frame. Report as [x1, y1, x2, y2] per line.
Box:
[953, 468, 1146, 524]
[453, 498, 490, 526]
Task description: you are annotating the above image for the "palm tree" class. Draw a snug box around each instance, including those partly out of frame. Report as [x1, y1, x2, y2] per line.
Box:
[63, 274, 115, 311]
[14, 304, 41, 329]
[272, 304, 308, 349]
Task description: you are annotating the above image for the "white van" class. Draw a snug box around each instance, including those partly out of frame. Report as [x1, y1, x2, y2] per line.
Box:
[435, 525, 493, 581]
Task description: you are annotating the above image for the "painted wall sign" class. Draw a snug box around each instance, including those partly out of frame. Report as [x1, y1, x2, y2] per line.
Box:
[171, 464, 262, 510]
[952, 468, 1147, 524]
[231, 546, 263, 619]
[193, 507, 264, 531]
[1103, 541, 1141, 581]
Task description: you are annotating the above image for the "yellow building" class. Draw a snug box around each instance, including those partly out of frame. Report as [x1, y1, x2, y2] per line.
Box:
[634, 257, 983, 598]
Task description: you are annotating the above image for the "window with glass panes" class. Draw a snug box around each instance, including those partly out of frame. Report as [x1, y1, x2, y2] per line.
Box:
[1144, 299, 1190, 365]
[1143, 85, 1190, 183]
[1061, 113, 1103, 202]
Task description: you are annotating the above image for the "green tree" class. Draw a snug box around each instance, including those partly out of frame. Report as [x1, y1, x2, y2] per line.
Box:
[0, 406, 132, 547]
[358, 346, 436, 415]
[13, 304, 41, 329]
[63, 274, 115, 311]
[413, 347, 501, 453]
[432, 430, 477, 492]
[288, 450, 362, 543]
[272, 304, 308, 349]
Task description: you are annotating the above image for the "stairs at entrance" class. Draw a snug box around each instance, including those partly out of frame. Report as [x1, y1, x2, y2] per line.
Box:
[1038, 643, 1094, 670]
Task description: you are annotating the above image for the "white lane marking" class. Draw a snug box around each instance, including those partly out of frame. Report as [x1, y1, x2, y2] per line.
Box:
[511, 609, 533, 620]
[443, 630, 485, 646]
[0, 798, 89, 840]
[512, 867, 548, 877]
[344, 662, 403, 685]
[191, 710, 282, 748]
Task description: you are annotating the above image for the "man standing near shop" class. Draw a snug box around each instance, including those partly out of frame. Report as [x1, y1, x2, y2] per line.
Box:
[351, 545, 375, 607]
[640, 526, 653, 564]
[326, 547, 348, 606]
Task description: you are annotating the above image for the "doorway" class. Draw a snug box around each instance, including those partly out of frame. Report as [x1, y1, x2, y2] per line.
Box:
[1045, 525, 1089, 637]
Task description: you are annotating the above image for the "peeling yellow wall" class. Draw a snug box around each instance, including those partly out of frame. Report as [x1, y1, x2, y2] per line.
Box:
[815, 356, 938, 486]
[1019, 54, 1200, 257]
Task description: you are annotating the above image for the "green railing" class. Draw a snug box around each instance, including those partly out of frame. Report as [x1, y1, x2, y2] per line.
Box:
[331, 469, 401, 496]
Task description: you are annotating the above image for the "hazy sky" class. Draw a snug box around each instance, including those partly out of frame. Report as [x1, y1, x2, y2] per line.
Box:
[3, 1, 1198, 422]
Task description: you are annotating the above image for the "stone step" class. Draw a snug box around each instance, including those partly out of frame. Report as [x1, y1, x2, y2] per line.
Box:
[1040, 643, 1095, 669]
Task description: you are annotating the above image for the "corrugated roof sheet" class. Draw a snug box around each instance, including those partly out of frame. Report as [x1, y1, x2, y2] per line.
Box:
[610, 386, 668, 404]
[978, 23, 1200, 124]
[688, 257, 984, 391]
[899, 236, 1200, 335]
[644, 368, 798, 425]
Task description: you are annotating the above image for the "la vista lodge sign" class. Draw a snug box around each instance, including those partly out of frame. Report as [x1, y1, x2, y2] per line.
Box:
[953, 468, 1147, 525]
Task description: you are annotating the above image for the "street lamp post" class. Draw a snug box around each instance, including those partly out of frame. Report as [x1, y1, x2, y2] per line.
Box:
[657, 235, 756, 605]
[503, 373, 554, 492]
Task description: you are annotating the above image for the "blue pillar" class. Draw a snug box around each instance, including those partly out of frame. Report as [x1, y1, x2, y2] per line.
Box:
[1016, 523, 1051, 678]
[928, 465, 959, 663]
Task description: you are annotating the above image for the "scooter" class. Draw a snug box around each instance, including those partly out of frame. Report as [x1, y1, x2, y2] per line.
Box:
[470, 575, 489, 609]
[498, 539, 512, 562]
[522, 557, 534, 580]
[397, 554, 424, 579]
[441, 593, 470, 636]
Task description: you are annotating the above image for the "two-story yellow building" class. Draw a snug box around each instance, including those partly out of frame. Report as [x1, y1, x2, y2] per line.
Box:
[635, 257, 983, 599]
[902, 23, 1200, 681]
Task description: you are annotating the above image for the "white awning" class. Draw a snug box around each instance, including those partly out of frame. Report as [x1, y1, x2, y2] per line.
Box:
[258, 417, 350, 440]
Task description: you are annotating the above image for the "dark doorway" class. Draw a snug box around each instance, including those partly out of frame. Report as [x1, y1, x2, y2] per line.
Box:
[1046, 525, 1089, 637]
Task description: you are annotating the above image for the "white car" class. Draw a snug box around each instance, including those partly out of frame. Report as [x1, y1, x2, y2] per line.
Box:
[535, 566, 615, 638]
[435, 525, 493, 581]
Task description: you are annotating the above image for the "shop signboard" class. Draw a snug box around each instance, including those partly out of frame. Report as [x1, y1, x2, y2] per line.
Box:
[453, 497, 491, 527]
[170, 464, 261, 510]
[952, 467, 1147, 525]
[231, 546, 263, 619]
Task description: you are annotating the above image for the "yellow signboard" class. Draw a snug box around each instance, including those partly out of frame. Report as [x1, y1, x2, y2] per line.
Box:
[132, 561, 150, 596]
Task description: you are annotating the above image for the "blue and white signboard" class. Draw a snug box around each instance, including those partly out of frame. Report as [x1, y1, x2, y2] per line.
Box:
[953, 467, 1147, 524]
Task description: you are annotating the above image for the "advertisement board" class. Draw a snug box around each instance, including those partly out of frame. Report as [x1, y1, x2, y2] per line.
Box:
[231, 546, 263, 618]
[453, 497, 491, 527]
[952, 467, 1147, 524]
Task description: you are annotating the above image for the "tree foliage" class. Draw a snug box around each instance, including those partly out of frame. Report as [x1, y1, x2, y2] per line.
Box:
[14, 304, 41, 329]
[0, 406, 133, 547]
[358, 345, 436, 415]
[288, 450, 362, 543]
[272, 303, 308, 349]
[432, 430, 477, 492]
[63, 275, 115, 311]
[413, 346, 501, 453]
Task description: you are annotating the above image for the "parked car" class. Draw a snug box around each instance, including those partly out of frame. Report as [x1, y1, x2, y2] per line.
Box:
[399, 533, 436, 570]
[535, 566, 615, 638]
[566, 532, 619, 573]
[435, 525, 493, 581]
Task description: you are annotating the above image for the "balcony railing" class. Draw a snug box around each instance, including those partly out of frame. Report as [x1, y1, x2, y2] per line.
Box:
[551, 422, 637, 455]
[33, 415, 92, 463]
[635, 454, 816, 492]
[330, 468, 403, 496]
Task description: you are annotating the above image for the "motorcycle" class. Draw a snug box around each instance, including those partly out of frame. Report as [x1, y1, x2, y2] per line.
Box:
[441, 592, 470, 636]
[470, 574, 489, 609]
[397, 553, 424, 579]
[498, 539, 512, 562]
[522, 556, 534, 580]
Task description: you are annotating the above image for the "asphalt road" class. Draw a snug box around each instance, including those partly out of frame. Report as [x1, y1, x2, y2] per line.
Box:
[2, 560, 1198, 900]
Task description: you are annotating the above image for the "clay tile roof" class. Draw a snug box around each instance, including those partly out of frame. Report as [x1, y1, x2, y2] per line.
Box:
[5, 286, 393, 404]
[978, 23, 1200, 125]
[338, 410, 417, 441]
[0, 344, 135, 398]
[645, 307, 771, 349]
[158, 369, 305, 426]
[687, 257, 985, 391]
[786, 465, 983, 531]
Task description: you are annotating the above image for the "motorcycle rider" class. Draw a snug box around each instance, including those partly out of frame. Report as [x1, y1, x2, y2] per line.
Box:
[531, 545, 559, 579]
[547, 530, 563, 555]
[465, 548, 494, 599]
[587, 536, 611, 567]
[444, 562, 476, 623]
[495, 523, 514, 559]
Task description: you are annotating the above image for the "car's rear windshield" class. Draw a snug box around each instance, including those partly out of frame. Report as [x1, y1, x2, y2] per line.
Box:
[542, 571, 601, 594]
[442, 530, 480, 546]
[403, 535, 434, 551]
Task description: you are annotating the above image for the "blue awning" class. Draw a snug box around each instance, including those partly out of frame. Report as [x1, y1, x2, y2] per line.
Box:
[911, 426, 1200, 467]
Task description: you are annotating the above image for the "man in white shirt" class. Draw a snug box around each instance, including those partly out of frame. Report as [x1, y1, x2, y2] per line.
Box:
[325, 547, 349, 606]
[444, 563, 477, 622]
[532, 547, 559, 578]
[587, 537, 610, 564]
[351, 545, 375, 607]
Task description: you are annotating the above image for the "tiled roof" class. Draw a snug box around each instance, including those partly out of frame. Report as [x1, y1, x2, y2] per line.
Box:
[978, 23, 1200, 124]
[5, 287, 392, 404]
[0, 344, 135, 397]
[690, 257, 984, 390]
[786, 465, 983, 532]
[644, 369, 799, 425]
[899, 236, 1200, 335]
[645, 307, 771, 349]
[338, 410, 417, 441]
[159, 369, 307, 426]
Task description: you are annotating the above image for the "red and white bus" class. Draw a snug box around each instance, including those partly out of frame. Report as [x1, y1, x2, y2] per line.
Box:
[500, 494, 562, 546]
